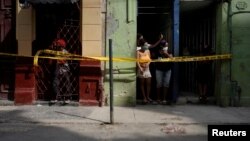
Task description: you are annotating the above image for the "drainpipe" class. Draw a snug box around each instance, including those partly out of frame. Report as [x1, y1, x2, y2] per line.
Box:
[225, 0, 250, 106]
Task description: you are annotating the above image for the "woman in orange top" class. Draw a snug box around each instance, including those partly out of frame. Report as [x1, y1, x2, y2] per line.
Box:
[137, 39, 152, 104]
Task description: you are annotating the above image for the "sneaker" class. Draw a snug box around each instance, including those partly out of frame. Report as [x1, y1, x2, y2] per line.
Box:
[64, 100, 71, 104]
[162, 100, 167, 105]
[50, 100, 58, 103]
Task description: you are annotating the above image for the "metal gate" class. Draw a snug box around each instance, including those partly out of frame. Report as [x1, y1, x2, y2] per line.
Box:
[35, 10, 81, 101]
[180, 11, 216, 97]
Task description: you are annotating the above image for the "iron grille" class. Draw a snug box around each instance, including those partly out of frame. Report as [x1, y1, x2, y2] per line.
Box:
[35, 19, 81, 102]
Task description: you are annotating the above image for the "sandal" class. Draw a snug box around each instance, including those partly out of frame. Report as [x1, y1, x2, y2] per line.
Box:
[147, 98, 153, 103]
[157, 100, 162, 104]
[142, 99, 148, 105]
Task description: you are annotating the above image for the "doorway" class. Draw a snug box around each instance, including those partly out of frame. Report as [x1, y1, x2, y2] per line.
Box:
[137, 0, 172, 103]
[179, 1, 217, 104]
[136, 0, 217, 104]
[33, 3, 81, 101]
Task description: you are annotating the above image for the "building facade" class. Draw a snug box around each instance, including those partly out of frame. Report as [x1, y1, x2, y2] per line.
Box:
[0, 0, 249, 106]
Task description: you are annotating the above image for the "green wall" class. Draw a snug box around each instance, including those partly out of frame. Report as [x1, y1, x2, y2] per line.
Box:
[215, 0, 250, 106]
[104, 0, 137, 106]
[104, 0, 250, 107]
[215, 2, 231, 107]
[230, 0, 250, 106]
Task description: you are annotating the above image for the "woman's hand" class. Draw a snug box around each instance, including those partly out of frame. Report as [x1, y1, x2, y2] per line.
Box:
[141, 63, 149, 69]
[159, 33, 163, 39]
[139, 66, 144, 74]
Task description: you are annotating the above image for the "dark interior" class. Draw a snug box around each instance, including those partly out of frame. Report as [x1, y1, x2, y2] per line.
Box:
[137, 0, 217, 103]
[33, 3, 79, 54]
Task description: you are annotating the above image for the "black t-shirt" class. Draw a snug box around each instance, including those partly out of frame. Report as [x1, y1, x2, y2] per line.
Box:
[149, 46, 159, 60]
[154, 48, 173, 71]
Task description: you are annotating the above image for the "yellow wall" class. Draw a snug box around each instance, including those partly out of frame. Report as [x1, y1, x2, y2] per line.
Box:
[16, 0, 104, 57]
[16, 0, 35, 56]
[81, 0, 103, 56]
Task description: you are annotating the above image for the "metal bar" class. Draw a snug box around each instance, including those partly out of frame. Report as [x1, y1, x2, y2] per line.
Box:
[109, 39, 114, 124]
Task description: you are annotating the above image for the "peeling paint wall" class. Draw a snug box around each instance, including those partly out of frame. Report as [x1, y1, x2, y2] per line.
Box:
[215, 2, 231, 106]
[215, 0, 250, 106]
[230, 0, 250, 106]
[104, 0, 137, 106]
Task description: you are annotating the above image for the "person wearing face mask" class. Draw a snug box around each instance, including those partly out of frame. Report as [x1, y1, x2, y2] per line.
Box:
[137, 39, 152, 104]
[155, 40, 173, 105]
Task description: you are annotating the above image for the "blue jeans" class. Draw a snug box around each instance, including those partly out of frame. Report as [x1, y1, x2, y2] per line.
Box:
[155, 69, 171, 88]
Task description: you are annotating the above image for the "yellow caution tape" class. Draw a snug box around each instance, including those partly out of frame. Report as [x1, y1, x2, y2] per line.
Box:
[151, 54, 232, 62]
[0, 50, 232, 67]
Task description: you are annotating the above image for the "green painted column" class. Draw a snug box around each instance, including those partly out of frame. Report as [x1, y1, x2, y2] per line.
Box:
[230, 0, 250, 106]
[215, 2, 231, 107]
[105, 0, 137, 106]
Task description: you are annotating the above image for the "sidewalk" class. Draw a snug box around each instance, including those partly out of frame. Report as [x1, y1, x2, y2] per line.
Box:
[0, 104, 250, 124]
[0, 103, 250, 141]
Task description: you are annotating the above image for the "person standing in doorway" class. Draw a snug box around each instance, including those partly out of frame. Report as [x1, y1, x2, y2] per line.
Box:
[155, 40, 173, 105]
[137, 38, 153, 104]
[136, 33, 163, 104]
[50, 38, 72, 105]
[197, 43, 214, 103]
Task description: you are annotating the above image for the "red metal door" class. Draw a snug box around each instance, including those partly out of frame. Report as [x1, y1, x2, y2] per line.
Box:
[0, 0, 16, 100]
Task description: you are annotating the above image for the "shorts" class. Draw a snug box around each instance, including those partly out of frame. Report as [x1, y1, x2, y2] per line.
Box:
[137, 67, 151, 78]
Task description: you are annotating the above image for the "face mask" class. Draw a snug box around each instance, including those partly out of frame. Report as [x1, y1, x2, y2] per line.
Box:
[141, 44, 149, 51]
[162, 47, 168, 51]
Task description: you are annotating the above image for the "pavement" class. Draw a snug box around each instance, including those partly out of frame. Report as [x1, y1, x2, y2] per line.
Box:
[0, 100, 250, 141]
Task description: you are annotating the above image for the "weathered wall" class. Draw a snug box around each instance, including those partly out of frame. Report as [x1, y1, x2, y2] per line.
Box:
[215, 2, 231, 106]
[105, 0, 137, 106]
[81, 0, 103, 56]
[16, 0, 35, 56]
[230, 0, 250, 106]
[215, 0, 250, 106]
